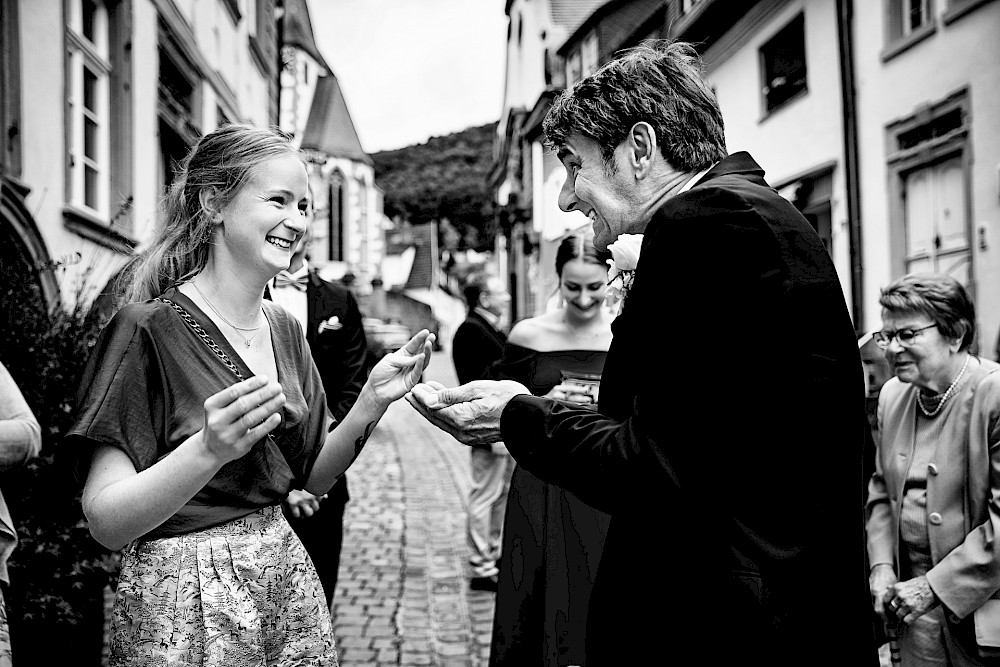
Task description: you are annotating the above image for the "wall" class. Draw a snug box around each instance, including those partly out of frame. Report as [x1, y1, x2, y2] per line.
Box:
[16, 0, 275, 309]
[853, 0, 1000, 346]
[704, 0, 853, 309]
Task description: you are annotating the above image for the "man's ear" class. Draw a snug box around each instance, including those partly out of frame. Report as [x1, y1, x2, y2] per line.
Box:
[625, 122, 657, 180]
[198, 188, 223, 224]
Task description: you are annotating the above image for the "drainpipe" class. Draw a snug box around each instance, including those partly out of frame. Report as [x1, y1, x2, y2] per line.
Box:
[837, 0, 864, 334]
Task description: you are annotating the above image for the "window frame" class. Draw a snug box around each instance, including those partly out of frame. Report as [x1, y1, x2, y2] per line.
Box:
[881, 0, 937, 62]
[885, 88, 973, 295]
[758, 13, 808, 117]
[564, 49, 582, 86]
[62, 0, 135, 250]
[680, 0, 704, 15]
[580, 31, 599, 78]
[65, 0, 111, 217]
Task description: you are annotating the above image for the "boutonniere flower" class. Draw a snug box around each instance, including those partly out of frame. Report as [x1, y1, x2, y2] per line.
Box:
[606, 234, 643, 313]
[318, 315, 342, 333]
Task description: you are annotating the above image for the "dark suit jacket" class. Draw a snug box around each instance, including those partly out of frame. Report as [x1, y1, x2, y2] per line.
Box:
[452, 309, 507, 385]
[500, 152, 877, 665]
[303, 270, 368, 505]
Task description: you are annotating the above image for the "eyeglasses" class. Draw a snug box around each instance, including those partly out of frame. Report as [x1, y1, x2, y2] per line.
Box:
[872, 324, 937, 349]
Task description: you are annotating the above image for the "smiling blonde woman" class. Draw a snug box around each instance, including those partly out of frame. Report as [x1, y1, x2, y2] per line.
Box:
[67, 124, 434, 666]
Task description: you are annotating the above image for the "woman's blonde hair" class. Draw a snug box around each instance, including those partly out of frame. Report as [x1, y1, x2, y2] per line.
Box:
[117, 123, 302, 304]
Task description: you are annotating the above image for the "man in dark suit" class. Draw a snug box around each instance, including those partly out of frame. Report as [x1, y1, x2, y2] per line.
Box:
[409, 41, 877, 665]
[272, 223, 368, 608]
[452, 270, 514, 592]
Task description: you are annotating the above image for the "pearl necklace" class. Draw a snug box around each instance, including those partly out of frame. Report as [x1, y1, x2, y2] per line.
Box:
[190, 280, 264, 348]
[916, 355, 970, 417]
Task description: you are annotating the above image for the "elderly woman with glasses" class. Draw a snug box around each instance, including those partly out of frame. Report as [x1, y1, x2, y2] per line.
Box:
[867, 272, 1000, 666]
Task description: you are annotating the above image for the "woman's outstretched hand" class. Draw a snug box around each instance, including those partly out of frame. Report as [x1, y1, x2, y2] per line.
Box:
[368, 329, 436, 405]
[198, 375, 286, 465]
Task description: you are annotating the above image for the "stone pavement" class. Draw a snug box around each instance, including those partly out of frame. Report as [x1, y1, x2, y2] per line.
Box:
[331, 352, 497, 667]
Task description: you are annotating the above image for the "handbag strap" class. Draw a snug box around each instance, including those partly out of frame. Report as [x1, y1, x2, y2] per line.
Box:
[155, 297, 246, 381]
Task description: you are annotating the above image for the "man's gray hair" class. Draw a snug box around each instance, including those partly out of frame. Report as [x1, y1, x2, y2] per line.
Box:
[543, 40, 727, 172]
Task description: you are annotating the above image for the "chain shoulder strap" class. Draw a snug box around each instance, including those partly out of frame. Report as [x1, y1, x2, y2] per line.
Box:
[155, 297, 245, 381]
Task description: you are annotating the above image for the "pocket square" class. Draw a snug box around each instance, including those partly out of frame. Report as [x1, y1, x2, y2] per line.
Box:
[318, 316, 342, 333]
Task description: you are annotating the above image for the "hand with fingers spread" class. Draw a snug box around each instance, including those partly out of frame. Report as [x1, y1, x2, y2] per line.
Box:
[198, 375, 286, 465]
[406, 379, 530, 448]
[887, 575, 940, 625]
[367, 330, 436, 405]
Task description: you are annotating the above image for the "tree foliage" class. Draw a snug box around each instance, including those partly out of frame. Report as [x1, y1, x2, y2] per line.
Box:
[372, 122, 498, 252]
[0, 262, 117, 665]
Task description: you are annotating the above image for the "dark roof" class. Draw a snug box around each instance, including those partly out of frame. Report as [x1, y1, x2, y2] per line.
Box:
[404, 223, 436, 290]
[300, 74, 373, 165]
[282, 0, 330, 72]
[504, 0, 606, 33]
[549, 0, 609, 32]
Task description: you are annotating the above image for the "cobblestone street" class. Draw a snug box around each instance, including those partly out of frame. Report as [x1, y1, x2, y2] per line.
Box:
[331, 353, 496, 667]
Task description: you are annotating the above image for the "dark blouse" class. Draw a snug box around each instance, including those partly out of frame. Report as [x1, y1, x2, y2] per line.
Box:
[66, 286, 332, 539]
[489, 343, 608, 397]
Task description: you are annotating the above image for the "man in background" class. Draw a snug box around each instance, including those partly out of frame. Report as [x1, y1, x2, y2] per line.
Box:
[271, 219, 368, 609]
[452, 270, 513, 592]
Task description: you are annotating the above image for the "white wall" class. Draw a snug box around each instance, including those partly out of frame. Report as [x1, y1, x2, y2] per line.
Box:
[853, 0, 1000, 347]
[705, 0, 852, 309]
[17, 0, 276, 308]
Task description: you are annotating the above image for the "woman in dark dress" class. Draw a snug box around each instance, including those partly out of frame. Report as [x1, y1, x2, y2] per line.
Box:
[67, 124, 433, 666]
[489, 233, 614, 667]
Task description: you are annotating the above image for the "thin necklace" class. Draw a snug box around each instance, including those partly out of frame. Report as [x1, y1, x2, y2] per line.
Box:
[916, 354, 971, 417]
[190, 280, 264, 348]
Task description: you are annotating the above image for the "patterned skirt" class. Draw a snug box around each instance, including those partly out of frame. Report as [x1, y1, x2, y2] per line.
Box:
[109, 505, 338, 666]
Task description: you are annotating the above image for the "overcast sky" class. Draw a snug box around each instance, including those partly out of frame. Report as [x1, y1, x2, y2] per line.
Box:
[308, 0, 508, 154]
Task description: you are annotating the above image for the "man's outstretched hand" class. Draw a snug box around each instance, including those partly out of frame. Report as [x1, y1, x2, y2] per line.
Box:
[406, 380, 530, 448]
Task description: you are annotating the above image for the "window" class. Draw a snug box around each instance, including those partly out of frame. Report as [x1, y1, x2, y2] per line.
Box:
[580, 32, 599, 78]
[886, 90, 972, 292]
[248, 0, 275, 75]
[0, 0, 21, 177]
[902, 157, 968, 282]
[157, 26, 201, 196]
[565, 50, 582, 86]
[759, 14, 807, 114]
[66, 0, 110, 214]
[328, 173, 345, 262]
[681, 0, 704, 14]
[887, 0, 933, 41]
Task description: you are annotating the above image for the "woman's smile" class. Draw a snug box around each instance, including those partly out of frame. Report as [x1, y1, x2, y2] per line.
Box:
[570, 300, 600, 314]
[265, 235, 294, 250]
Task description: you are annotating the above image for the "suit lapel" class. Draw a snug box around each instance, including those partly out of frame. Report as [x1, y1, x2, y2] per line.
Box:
[305, 279, 322, 345]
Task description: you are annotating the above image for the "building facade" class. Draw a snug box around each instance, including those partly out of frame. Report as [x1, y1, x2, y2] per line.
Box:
[853, 0, 1000, 352]
[492, 0, 1000, 352]
[1, 0, 287, 325]
[277, 1, 387, 293]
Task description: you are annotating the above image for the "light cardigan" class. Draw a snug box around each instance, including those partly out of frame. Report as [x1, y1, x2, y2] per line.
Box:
[867, 357, 1000, 620]
[0, 361, 42, 584]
